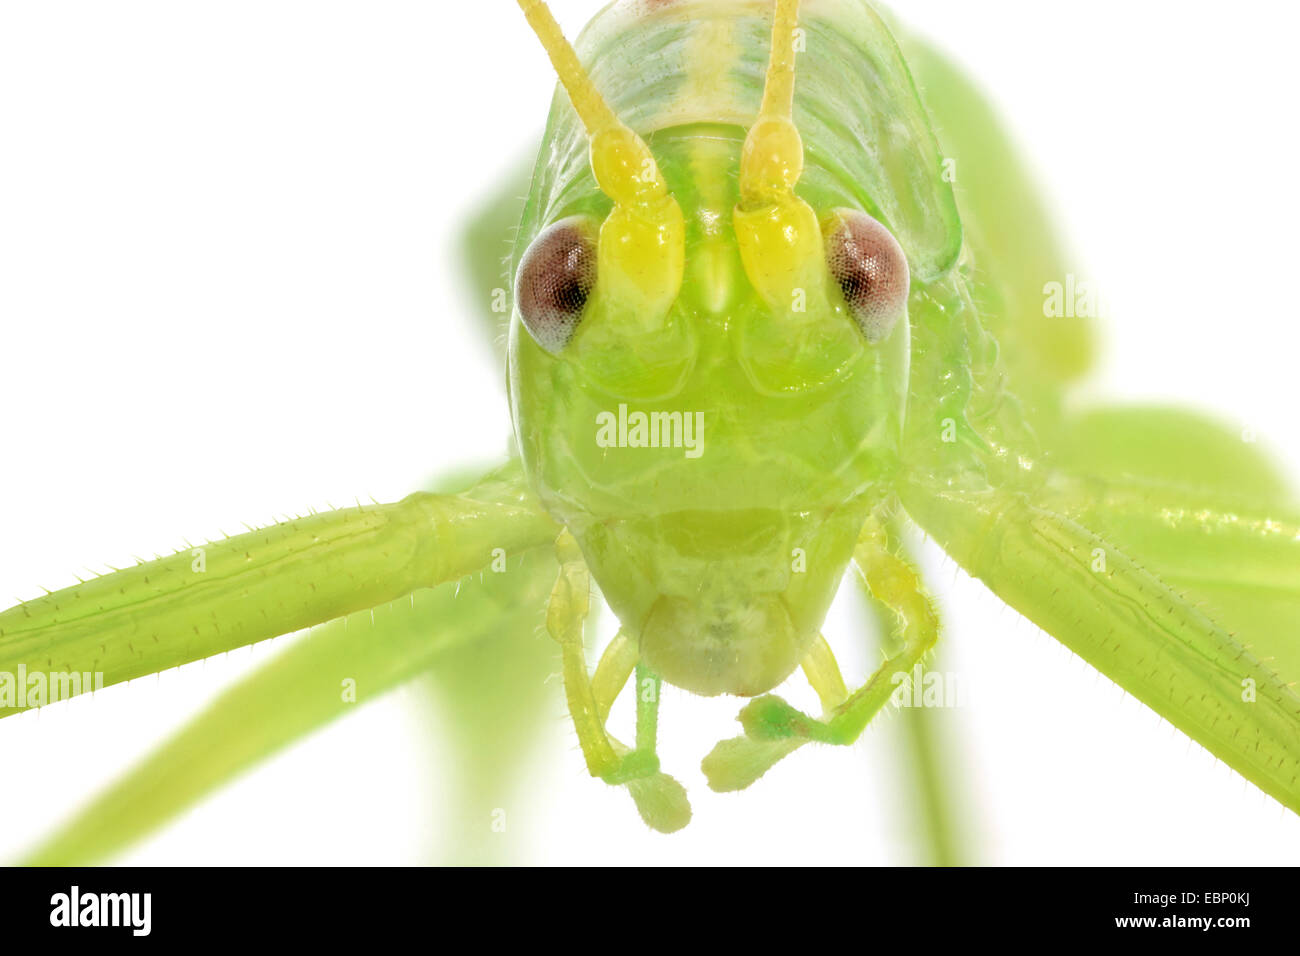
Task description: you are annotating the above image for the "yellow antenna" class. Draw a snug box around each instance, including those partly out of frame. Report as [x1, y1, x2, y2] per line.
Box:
[515, 0, 619, 137]
[734, 0, 825, 309]
[739, 0, 805, 205]
[757, 0, 799, 125]
[514, 0, 684, 325]
[515, 0, 672, 209]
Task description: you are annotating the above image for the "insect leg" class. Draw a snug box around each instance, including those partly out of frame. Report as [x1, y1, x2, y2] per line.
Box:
[622, 663, 696, 831]
[731, 516, 940, 746]
[851, 525, 969, 865]
[547, 530, 619, 775]
[802, 633, 849, 713]
[902, 477, 1300, 813]
[592, 628, 638, 723]
[702, 634, 848, 792]
[22, 547, 559, 865]
[546, 531, 690, 832]
[0, 459, 559, 715]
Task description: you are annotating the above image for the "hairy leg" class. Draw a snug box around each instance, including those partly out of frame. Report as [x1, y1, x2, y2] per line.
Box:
[703, 513, 942, 788]
[547, 531, 690, 831]
[736, 516, 939, 745]
[902, 473, 1300, 814]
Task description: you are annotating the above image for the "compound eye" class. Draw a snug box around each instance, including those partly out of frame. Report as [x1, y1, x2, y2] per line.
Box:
[515, 216, 598, 353]
[824, 209, 910, 342]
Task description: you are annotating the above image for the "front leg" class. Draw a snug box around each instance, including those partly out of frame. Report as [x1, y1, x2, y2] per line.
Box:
[703, 515, 939, 789]
[744, 516, 940, 744]
[546, 530, 690, 832]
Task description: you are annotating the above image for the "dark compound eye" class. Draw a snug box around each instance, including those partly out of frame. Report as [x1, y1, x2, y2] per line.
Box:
[823, 209, 910, 342]
[515, 216, 598, 353]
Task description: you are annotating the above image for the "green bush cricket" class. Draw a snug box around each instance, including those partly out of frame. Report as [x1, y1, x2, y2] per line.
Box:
[1, 0, 1298, 863]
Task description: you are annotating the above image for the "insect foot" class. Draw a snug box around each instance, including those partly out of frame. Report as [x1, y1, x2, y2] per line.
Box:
[701, 736, 805, 793]
[738, 694, 834, 742]
[596, 734, 691, 833]
[702, 691, 863, 793]
[624, 772, 691, 835]
[600, 749, 660, 785]
[544, 531, 691, 833]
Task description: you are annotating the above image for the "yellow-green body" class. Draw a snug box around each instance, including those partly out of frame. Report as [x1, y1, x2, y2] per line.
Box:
[2, 0, 1299, 861]
[511, 130, 907, 696]
[507, 0, 1300, 812]
[510, 1, 928, 696]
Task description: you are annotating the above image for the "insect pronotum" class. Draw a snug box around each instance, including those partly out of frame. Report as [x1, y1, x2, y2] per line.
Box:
[1, 0, 1298, 864]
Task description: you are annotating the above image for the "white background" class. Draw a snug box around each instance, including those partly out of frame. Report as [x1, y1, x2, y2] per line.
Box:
[1, 0, 1298, 865]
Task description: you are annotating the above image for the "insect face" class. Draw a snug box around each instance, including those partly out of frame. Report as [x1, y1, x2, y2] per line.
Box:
[510, 128, 910, 696]
[508, 0, 911, 697]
